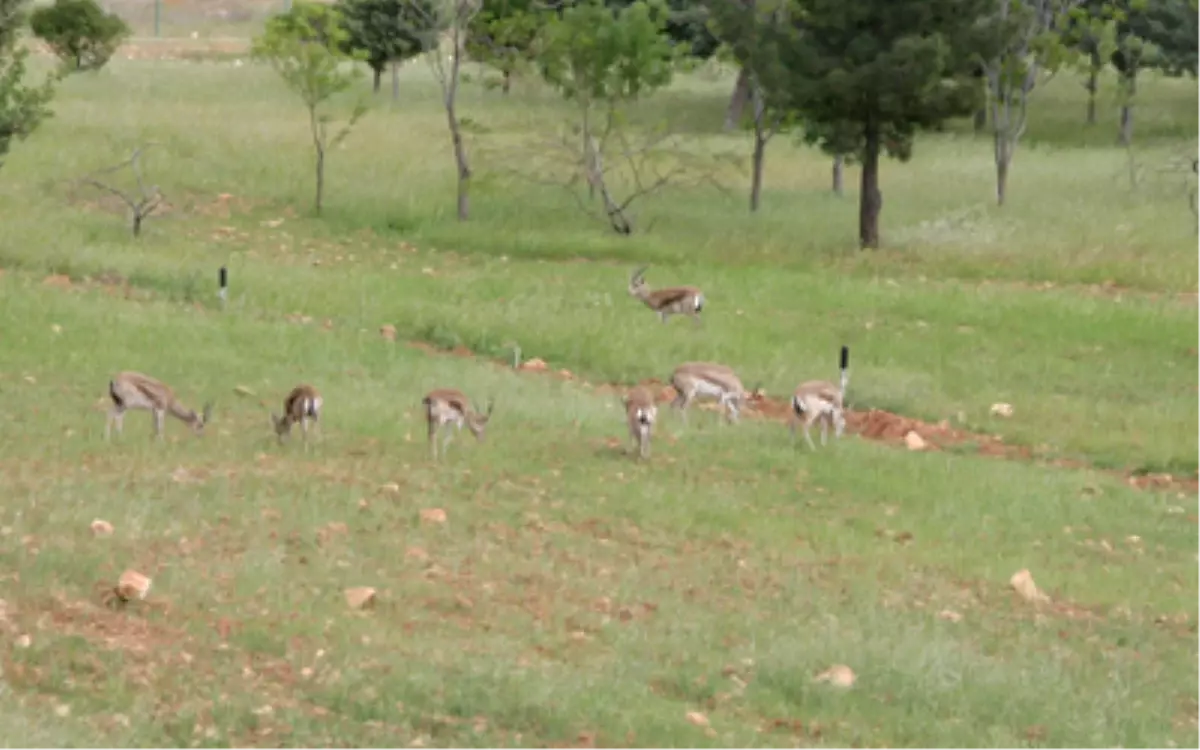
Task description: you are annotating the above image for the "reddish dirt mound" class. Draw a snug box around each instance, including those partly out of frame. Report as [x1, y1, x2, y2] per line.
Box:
[399, 339, 1198, 494]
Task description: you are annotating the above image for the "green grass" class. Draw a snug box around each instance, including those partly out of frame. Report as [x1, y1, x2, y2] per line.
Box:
[0, 47, 1196, 747]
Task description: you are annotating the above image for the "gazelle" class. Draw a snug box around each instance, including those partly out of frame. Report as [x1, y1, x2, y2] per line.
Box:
[628, 266, 705, 325]
[105, 371, 212, 441]
[271, 384, 323, 445]
[669, 362, 757, 424]
[422, 388, 494, 460]
[622, 387, 658, 460]
[790, 346, 851, 450]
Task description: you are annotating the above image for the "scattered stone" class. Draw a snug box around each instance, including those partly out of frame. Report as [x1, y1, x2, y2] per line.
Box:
[15, 634, 32, 649]
[344, 587, 377, 610]
[1009, 568, 1049, 603]
[420, 508, 447, 524]
[990, 403, 1014, 418]
[380, 324, 397, 342]
[117, 570, 152, 602]
[903, 431, 928, 451]
[685, 711, 710, 727]
[90, 519, 114, 537]
[937, 609, 963, 623]
[813, 664, 856, 688]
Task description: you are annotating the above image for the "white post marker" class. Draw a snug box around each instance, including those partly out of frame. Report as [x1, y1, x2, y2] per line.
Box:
[218, 266, 228, 308]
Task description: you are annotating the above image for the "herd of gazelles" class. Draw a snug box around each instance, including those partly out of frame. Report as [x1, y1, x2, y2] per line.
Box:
[103, 268, 852, 459]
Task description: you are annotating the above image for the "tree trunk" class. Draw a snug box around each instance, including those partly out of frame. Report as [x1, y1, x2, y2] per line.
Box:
[314, 144, 325, 215]
[973, 107, 988, 133]
[994, 134, 1009, 207]
[750, 132, 765, 212]
[502, 69, 511, 95]
[724, 67, 751, 131]
[749, 83, 767, 212]
[1118, 72, 1136, 145]
[1085, 66, 1098, 125]
[832, 155, 844, 196]
[858, 124, 881, 249]
[132, 213, 142, 236]
[391, 61, 400, 102]
[372, 67, 382, 94]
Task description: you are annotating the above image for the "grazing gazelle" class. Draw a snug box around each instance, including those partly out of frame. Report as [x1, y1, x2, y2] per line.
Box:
[628, 266, 705, 325]
[622, 387, 658, 460]
[790, 345, 851, 450]
[271, 384, 323, 445]
[105, 371, 212, 441]
[421, 388, 494, 460]
[669, 362, 757, 425]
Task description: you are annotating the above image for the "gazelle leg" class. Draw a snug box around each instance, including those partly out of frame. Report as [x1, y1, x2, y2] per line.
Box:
[153, 409, 166, 442]
[803, 416, 818, 451]
[427, 420, 439, 459]
[820, 418, 829, 446]
[105, 407, 124, 440]
[834, 410, 846, 440]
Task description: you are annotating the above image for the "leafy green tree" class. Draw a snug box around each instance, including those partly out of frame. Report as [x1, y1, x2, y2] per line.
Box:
[336, 0, 443, 99]
[607, 0, 719, 57]
[1061, 0, 1120, 124]
[29, 0, 129, 73]
[980, 0, 1084, 206]
[755, 0, 997, 248]
[252, 2, 368, 214]
[0, 0, 56, 173]
[537, 0, 679, 233]
[465, 0, 543, 94]
[1112, 0, 1197, 142]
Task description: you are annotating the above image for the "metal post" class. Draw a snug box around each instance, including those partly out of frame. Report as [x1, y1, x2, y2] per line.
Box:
[218, 266, 228, 309]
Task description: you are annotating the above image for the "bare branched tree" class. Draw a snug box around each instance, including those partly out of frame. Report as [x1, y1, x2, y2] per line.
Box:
[494, 116, 736, 235]
[77, 143, 165, 237]
[421, 0, 480, 221]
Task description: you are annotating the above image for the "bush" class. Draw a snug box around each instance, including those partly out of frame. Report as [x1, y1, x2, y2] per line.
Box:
[29, 0, 130, 73]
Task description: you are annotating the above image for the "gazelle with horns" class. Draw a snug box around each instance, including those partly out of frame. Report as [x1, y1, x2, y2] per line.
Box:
[668, 362, 758, 424]
[422, 388, 495, 460]
[271, 384, 323, 445]
[790, 346, 851, 450]
[627, 266, 705, 325]
[105, 371, 212, 441]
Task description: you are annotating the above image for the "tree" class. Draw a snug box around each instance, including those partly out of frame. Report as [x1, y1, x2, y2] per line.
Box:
[981, 0, 1083, 206]
[337, 0, 442, 100]
[29, 0, 130, 73]
[534, 0, 699, 234]
[465, 0, 543, 94]
[252, 2, 368, 215]
[708, 0, 793, 210]
[1061, 0, 1119, 124]
[1112, 0, 1197, 142]
[0, 0, 56, 174]
[409, 0, 480, 220]
[756, 0, 996, 248]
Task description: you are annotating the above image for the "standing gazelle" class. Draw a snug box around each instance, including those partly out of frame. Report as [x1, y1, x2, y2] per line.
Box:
[272, 384, 323, 445]
[628, 266, 705, 325]
[422, 388, 494, 460]
[790, 346, 851, 450]
[105, 371, 212, 441]
[669, 362, 757, 425]
[622, 387, 658, 460]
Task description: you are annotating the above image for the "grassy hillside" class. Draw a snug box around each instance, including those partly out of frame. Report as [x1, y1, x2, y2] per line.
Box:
[0, 44, 1196, 747]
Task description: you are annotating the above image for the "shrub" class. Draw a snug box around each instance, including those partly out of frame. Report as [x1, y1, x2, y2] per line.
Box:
[29, 0, 131, 73]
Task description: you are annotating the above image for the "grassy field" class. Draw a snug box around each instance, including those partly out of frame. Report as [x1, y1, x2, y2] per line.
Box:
[0, 37, 1196, 747]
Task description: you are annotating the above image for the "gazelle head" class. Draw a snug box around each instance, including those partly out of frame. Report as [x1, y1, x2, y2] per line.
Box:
[466, 398, 495, 440]
[192, 402, 213, 434]
[628, 266, 650, 299]
[270, 411, 289, 438]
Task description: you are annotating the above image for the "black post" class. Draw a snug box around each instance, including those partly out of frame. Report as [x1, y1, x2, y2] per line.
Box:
[218, 266, 228, 307]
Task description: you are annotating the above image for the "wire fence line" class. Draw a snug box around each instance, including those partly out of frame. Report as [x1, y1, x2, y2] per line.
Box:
[32, 0, 310, 39]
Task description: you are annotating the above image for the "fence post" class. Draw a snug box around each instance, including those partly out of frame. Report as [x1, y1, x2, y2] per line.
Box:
[154, 0, 161, 37]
